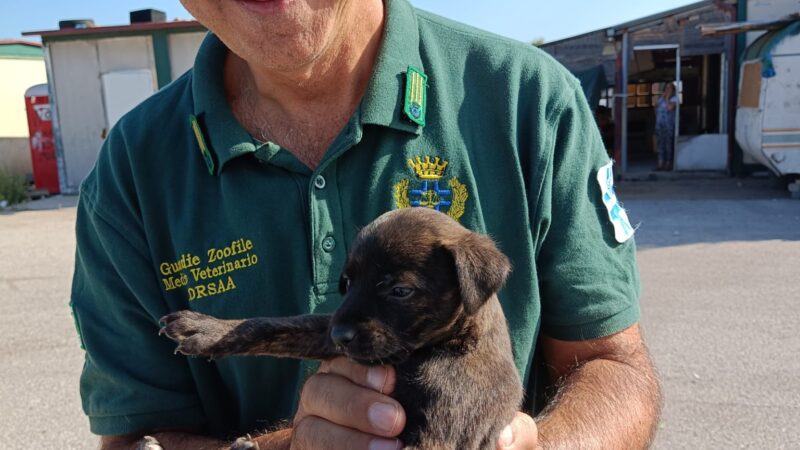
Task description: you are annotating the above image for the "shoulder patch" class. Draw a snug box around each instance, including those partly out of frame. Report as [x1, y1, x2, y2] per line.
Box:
[597, 161, 634, 243]
[403, 66, 427, 127]
[189, 114, 215, 175]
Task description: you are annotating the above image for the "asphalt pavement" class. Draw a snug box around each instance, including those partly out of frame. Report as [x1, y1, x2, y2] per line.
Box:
[1, 177, 798, 448]
[619, 177, 800, 449]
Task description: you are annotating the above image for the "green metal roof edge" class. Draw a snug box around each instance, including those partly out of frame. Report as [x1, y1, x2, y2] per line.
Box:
[0, 44, 44, 59]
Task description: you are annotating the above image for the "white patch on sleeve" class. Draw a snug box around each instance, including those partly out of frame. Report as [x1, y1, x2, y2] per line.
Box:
[597, 161, 634, 243]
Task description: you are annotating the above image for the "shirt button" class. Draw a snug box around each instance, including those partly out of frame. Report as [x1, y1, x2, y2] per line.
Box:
[322, 236, 336, 252]
[314, 175, 326, 189]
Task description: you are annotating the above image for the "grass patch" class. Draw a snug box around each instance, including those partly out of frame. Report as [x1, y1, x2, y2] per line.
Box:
[0, 169, 28, 206]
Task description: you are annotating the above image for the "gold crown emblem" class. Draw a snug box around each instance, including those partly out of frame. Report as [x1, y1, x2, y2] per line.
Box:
[408, 156, 448, 180]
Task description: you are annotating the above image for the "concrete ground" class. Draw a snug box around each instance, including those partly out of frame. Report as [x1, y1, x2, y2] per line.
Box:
[0, 178, 798, 448]
[0, 197, 90, 447]
[619, 177, 800, 449]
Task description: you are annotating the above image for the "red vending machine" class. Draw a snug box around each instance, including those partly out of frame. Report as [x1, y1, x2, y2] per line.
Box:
[25, 84, 59, 194]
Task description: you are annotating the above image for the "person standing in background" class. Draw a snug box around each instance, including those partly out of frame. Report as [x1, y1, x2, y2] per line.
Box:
[655, 82, 678, 171]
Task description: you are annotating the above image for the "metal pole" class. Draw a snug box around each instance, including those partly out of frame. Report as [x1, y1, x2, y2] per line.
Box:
[720, 52, 727, 134]
[675, 46, 681, 164]
[43, 43, 68, 195]
[621, 32, 629, 176]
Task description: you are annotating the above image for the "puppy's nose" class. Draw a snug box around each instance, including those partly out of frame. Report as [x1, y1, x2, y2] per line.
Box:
[330, 325, 357, 346]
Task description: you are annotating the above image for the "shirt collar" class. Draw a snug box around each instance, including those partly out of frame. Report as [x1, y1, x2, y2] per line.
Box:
[190, 0, 426, 174]
[360, 0, 425, 134]
[191, 33, 259, 174]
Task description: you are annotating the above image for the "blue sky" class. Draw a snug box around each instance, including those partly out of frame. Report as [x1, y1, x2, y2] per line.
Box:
[2, 1, 699, 44]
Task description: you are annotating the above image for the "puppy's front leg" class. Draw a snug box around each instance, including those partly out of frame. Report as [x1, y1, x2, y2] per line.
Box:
[160, 310, 340, 360]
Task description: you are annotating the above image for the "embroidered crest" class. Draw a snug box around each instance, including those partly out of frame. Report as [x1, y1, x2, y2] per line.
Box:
[597, 161, 634, 243]
[394, 156, 468, 221]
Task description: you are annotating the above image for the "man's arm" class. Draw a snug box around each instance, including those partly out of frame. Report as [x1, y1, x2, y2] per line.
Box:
[98, 359, 404, 450]
[501, 323, 661, 450]
[100, 429, 291, 450]
[537, 323, 661, 449]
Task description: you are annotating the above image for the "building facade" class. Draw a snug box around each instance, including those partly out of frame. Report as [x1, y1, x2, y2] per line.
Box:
[0, 41, 47, 177]
[25, 14, 206, 194]
[542, 1, 737, 175]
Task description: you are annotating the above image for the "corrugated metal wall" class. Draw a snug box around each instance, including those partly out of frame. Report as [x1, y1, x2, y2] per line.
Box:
[48, 32, 205, 193]
[169, 32, 206, 80]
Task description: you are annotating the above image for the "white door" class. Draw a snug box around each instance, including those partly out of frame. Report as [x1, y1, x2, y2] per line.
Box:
[101, 69, 156, 129]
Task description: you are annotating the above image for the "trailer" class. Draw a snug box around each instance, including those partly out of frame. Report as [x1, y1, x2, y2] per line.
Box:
[702, 13, 800, 179]
[735, 20, 800, 178]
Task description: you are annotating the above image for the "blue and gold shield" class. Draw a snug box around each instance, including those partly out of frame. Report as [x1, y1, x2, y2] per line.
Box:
[394, 156, 468, 221]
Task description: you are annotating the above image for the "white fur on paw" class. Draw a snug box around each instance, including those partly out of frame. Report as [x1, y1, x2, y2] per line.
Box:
[230, 435, 259, 450]
[137, 436, 164, 450]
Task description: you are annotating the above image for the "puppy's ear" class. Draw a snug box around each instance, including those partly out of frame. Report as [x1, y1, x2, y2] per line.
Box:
[444, 233, 511, 314]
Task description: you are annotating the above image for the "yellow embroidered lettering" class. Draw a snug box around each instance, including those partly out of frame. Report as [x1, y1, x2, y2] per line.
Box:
[163, 238, 257, 300]
[207, 239, 253, 264]
[188, 276, 237, 301]
[159, 253, 201, 276]
[162, 273, 188, 291]
[189, 285, 208, 300]
[190, 267, 203, 281]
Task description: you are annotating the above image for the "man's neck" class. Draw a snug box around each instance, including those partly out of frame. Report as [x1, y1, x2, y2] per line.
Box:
[245, 15, 382, 110]
[225, 1, 385, 136]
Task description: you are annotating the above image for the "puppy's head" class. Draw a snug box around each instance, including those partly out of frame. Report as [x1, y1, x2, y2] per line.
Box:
[330, 208, 510, 365]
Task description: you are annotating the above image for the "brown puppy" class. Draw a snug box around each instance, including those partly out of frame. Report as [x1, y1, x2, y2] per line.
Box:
[161, 208, 522, 449]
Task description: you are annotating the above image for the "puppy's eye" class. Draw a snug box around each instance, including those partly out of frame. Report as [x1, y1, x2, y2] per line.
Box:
[390, 286, 414, 299]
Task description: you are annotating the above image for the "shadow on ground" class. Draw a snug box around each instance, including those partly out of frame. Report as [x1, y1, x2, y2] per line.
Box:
[0, 195, 78, 215]
[617, 177, 800, 248]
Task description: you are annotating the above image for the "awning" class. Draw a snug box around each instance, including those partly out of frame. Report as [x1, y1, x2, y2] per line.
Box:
[699, 13, 799, 36]
[572, 65, 608, 111]
[700, 15, 800, 79]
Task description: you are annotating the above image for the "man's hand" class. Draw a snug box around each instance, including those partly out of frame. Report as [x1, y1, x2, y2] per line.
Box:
[496, 412, 539, 450]
[291, 357, 405, 450]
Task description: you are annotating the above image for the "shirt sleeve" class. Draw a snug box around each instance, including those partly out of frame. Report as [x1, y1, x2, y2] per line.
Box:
[70, 127, 206, 435]
[534, 85, 641, 341]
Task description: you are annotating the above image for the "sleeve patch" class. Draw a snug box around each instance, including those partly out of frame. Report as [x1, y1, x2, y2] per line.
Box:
[597, 161, 634, 243]
[69, 301, 86, 350]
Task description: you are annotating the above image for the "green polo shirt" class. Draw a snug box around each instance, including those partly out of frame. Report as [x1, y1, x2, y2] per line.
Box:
[71, 0, 640, 438]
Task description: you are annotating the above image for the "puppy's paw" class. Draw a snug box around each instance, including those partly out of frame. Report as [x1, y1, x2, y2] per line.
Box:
[159, 310, 234, 357]
[136, 436, 164, 450]
[230, 435, 259, 450]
